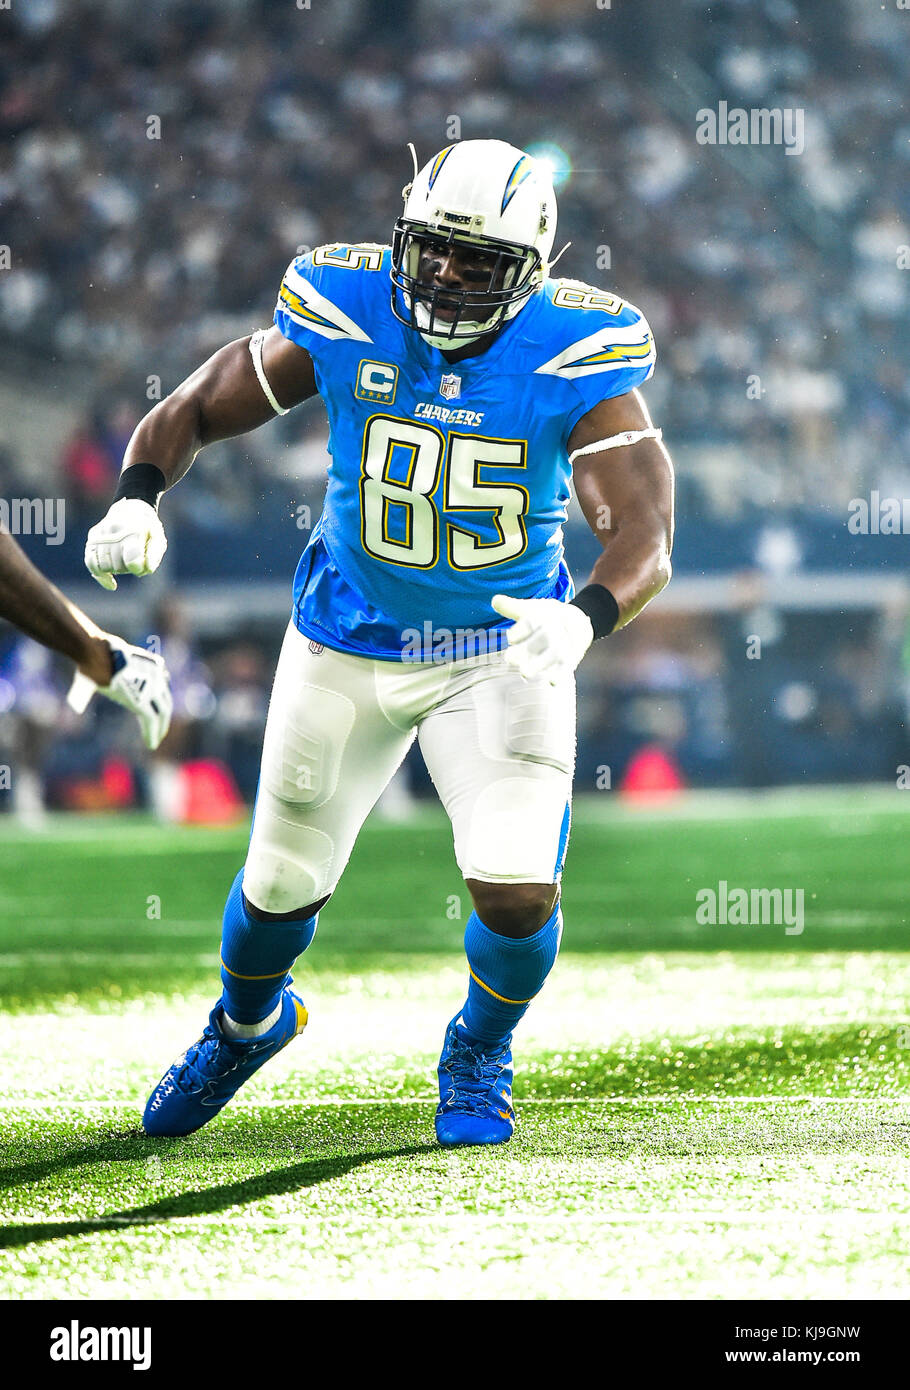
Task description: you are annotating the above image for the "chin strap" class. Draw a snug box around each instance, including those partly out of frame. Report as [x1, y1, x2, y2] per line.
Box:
[418, 328, 492, 350]
[548, 241, 572, 271]
[568, 428, 662, 464]
[413, 301, 495, 351]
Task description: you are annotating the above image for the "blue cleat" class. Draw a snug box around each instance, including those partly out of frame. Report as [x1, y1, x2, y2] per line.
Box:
[142, 985, 308, 1137]
[435, 1015, 515, 1147]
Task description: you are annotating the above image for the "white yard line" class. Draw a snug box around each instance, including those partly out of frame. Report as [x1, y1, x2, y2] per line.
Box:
[3, 1211, 904, 1232]
[0, 1095, 902, 1110]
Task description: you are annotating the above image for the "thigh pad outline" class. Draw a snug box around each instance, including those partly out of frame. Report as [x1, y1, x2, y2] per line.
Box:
[502, 678, 576, 776]
[260, 683, 356, 810]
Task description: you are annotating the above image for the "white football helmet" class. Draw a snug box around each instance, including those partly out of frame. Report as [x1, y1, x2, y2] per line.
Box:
[390, 139, 557, 349]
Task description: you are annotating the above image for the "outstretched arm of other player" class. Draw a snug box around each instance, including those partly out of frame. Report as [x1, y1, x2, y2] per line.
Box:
[85, 329, 318, 589]
[0, 525, 113, 682]
[0, 526, 172, 749]
[492, 389, 674, 682]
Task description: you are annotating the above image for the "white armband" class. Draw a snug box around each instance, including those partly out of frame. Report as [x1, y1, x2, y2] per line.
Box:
[250, 329, 290, 416]
[569, 427, 662, 465]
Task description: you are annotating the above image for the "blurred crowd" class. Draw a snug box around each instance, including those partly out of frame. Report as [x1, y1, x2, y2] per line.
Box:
[2, 593, 907, 821]
[1, 0, 908, 809]
[1, 0, 908, 523]
[575, 598, 910, 792]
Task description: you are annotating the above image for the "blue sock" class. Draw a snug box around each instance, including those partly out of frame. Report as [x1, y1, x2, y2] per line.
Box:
[460, 904, 563, 1046]
[219, 870, 318, 1024]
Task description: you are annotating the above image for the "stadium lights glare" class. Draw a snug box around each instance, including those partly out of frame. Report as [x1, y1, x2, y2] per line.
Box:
[526, 141, 572, 189]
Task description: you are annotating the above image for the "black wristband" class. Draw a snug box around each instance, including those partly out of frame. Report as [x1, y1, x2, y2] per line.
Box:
[570, 584, 620, 640]
[112, 463, 167, 510]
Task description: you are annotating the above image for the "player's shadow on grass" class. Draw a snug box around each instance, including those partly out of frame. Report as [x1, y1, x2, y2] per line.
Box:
[0, 1133, 148, 1192]
[0, 1131, 437, 1251]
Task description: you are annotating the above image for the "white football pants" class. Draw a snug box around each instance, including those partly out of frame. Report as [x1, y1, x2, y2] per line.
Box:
[242, 623, 576, 914]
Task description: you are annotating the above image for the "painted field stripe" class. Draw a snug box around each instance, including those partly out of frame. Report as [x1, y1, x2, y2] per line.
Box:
[0, 1096, 901, 1110]
[3, 1211, 902, 1233]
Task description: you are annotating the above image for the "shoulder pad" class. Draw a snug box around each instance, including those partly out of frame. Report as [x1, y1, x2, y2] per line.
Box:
[534, 277, 655, 380]
[274, 243, 388, 345]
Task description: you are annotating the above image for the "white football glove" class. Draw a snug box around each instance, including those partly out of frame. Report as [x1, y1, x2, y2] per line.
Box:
[67, 638, 173, 751]
[84, 498, 167, 591]
[492, 593, 594, 685]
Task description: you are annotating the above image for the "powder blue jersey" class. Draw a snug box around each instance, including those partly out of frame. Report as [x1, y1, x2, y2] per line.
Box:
[273, 243, 656, 661]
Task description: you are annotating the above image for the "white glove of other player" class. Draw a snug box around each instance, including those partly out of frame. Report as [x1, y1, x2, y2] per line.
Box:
[67, 637, 173, 751]
[492, 593, 594, 684]
[85, 498, 167, 591]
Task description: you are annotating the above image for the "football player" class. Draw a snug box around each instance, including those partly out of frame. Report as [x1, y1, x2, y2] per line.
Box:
[0, 524, 171, 749]
[85, 140, 674, 1145]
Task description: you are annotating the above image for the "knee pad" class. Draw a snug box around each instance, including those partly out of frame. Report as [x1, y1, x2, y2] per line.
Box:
[243, 891, 331, 923]
[243, 825, 336, 916]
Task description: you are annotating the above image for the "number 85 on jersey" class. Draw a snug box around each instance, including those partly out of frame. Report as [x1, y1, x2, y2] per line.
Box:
[359, 415, 529, 572]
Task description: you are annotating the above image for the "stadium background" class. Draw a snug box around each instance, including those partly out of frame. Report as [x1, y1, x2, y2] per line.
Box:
[1, 0, 908, 820]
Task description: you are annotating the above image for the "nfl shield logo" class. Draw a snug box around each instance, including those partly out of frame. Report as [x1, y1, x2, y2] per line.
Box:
[439, 373, 461, 400]
[308, 641, 324, 655]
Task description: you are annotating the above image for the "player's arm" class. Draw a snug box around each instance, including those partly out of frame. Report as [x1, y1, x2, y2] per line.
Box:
[492, 388, 674, 683]
[566, 386, 674, 628]
[0, 525, 112, 681]
[85, 329, 317, 589]
[0, 526, 172, 748]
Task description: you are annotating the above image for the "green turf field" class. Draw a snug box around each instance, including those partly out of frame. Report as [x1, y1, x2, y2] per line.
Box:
[1, 787, 908, 1299]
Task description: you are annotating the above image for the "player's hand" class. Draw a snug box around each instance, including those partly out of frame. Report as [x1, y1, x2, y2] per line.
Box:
[84, 499, 167, 591]
[492, 593, 594, 684]
[67, 637, 173, 750]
